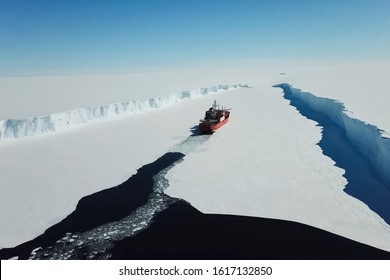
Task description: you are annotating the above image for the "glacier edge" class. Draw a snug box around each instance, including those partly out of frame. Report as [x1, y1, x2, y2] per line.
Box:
[0, 84, 245, 140]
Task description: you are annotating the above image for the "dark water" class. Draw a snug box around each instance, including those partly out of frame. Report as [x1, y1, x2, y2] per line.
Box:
[109, 200, 390, 260]
[280, 86, 390, 224]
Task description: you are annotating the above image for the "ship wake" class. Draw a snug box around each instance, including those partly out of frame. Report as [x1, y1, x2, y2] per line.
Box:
[0, 129, 212, 259]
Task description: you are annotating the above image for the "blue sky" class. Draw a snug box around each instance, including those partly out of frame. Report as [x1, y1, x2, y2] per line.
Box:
[1, 0, 389, 76]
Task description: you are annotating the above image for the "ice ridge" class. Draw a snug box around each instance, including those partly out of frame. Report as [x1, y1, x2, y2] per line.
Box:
[0, 84, 245, 140]
[275, 83, 390, 186]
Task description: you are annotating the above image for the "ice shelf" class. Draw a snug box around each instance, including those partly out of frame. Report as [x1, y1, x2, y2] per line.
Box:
[0, 84, 244, 140]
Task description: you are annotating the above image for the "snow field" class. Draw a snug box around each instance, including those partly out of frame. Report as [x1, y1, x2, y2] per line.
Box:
[1, 61, 390, 252]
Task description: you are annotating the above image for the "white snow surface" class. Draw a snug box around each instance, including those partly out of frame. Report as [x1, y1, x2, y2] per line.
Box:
[1, 61, 390, 251]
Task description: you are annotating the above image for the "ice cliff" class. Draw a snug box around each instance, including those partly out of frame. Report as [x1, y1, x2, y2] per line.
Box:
[0, 84, 245, 140]
[275, 83, 390, 186]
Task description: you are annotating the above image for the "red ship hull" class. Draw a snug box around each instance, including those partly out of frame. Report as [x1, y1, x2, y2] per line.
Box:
[199, 112, 230, 134]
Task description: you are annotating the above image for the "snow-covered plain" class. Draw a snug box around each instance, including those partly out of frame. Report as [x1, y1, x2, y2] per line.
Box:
[1, 60, 390, 252]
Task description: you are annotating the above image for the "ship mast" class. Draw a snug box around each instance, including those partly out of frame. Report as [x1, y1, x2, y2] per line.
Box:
[213, 100, 218, 109]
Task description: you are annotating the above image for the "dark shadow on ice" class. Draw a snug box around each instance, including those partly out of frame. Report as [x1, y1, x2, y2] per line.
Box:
[190, 124, 213, 136]
[109, 200, 390, 259]
[190, 125, 201, 136]
[0, 152, 185, 260]
[278, 85, 390, 224]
